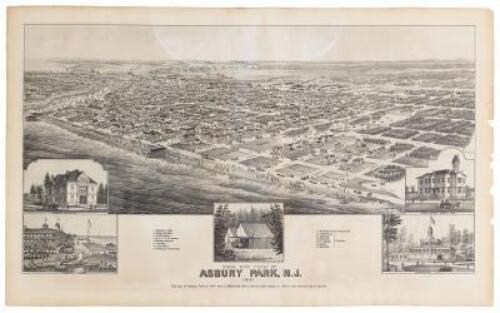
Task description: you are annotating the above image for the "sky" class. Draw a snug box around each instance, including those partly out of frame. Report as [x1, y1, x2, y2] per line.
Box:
[24, 159, 108, 191]
[25, 25, 474, 62]
[399, 214, 473, 241]
[215, 202, 283, 214]
[24, 213, 117, 237]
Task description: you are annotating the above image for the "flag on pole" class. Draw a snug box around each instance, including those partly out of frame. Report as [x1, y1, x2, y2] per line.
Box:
[428, 225, 434, 238]
[428, 216, 436, 241]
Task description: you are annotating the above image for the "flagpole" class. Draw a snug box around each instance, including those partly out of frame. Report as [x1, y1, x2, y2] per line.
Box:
[87, 218, 91, 241]
[428, 215, 431, 260]
[428, 215, 432, 260]
[428, 215, 436, 262]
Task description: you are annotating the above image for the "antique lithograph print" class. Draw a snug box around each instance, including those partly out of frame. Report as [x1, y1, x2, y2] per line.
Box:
[6, 7, 493, 306]
[23, 25, 475, 214]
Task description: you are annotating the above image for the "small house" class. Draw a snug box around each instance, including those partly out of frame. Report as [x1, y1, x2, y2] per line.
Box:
[226, 222, 274, 249]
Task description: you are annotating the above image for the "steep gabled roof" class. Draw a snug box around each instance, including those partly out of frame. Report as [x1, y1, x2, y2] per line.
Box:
[238, 223, 273, 239]
[226, 226, 237, 237]
[53, 170, 97, 186]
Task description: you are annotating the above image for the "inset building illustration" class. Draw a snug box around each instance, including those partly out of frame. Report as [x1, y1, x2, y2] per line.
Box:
[23, 213, 117, 273]
[382, 214, 474, 273]
[406, 150, 474, 212]
[24, 159, 109, 213]
[52, 170, 99, 208]
[214, 203, 284, 262]
[226, 222, 274, 249]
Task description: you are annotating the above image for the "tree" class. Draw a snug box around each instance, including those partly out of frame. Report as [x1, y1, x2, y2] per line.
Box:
[383, 214, 402, 271]
[262, 203, 284, 255]
[35, 185, 44, 203]
[462, 229, 469, 245]
[214, 204, 231, 258]
[97, 183, 106, 204]
[43, 172, 53, 206]
[29, 184, 36, 196]
[43, 173, 51, 189]
[104, 184, 109, 204]
[249, 206, 258, 222]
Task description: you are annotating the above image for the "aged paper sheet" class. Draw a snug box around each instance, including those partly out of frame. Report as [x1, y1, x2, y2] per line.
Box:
[6, 7, 493, 305]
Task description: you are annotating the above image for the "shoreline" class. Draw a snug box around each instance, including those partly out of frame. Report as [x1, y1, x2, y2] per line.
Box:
[25, 118, 400, 214]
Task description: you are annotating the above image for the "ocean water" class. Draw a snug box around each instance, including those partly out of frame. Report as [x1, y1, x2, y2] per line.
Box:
[24, 121, 338, 214]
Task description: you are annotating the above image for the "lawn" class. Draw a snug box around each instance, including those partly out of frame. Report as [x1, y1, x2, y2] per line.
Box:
[231, 248, 283, 262]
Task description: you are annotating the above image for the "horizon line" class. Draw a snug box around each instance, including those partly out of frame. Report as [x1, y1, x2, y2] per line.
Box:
[25, 57, 475, 64]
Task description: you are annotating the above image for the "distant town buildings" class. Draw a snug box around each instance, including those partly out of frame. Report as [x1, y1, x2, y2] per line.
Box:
[23, 61, 476, 212]
[370, 165, 405, 181]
